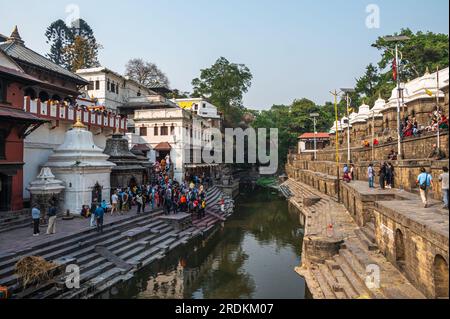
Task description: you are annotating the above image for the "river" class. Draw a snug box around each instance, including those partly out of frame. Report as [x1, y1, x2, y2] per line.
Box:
[115, 187, 308, 299]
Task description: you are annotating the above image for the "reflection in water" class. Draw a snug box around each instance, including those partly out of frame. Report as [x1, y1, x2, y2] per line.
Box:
[124, 188, 306, 299]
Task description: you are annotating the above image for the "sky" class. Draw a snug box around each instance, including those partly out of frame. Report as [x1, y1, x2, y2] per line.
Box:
[1, 0, 449, 109]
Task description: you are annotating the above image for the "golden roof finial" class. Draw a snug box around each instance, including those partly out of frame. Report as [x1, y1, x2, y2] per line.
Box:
[73, 116, 86, 129]
[424, 67, 430, 75]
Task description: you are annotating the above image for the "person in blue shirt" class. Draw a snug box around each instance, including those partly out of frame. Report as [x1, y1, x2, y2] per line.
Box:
[94, 204, 105, 233]
[31, 204, 41, 236]
[416, 167, 434, 208]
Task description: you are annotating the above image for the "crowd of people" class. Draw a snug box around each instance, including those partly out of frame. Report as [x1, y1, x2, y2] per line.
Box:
[401, 111, 449, 139]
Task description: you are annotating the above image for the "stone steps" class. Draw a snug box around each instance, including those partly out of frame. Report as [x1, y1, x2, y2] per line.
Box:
[354, 229, 378, 251]
[3, 186, 234, 299]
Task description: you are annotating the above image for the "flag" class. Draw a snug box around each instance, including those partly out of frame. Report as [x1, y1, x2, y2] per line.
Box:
[392, 58, 397, 81]
[425, 89, 433, 97]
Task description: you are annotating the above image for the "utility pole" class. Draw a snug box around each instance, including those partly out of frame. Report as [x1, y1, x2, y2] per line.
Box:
[310, 113, 320, 160]
[436, 66, 441, 150]
[383, 35, 410, 160]
[341, 88, 355, 163]
[330, 90, 342, 202]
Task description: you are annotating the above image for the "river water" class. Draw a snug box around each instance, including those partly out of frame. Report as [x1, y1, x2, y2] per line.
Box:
[116, 188, 307, 299]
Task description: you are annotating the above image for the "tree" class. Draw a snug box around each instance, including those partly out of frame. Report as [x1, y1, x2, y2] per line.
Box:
[192, 57, 253, 125]
[125, 58, 170, 88]
[373, 28, 449, 80]
[45, 19, 73, 67]
[45, 18, 101, 71]
[63, 36, 101, 72]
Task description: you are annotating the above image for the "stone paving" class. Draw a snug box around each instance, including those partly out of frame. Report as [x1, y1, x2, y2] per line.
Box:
[0, 206, 154, 256]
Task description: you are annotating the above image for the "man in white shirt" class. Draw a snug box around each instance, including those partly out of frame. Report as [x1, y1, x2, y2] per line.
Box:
[439, 167, 449, 209]
[111, 191, 119, 216]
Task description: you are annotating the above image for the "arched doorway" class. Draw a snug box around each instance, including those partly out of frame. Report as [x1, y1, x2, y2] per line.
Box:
[395, 229, 406, 271]
[433, 255, 449, 298]
[129, 177, 137, 189]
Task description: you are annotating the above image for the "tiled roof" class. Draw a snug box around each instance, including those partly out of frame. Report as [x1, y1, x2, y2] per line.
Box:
[0, 41, 88, 84]
[299, 133, 330, 139]
[131, 144, 151, 152]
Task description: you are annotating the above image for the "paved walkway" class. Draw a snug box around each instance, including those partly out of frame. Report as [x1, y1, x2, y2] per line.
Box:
[0, 206, 157, 255]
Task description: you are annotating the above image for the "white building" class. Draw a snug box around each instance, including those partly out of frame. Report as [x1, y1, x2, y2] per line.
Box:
[133, 107, 217, 182]
[174, 98, 222, 130]
[76, 67, 156, 111]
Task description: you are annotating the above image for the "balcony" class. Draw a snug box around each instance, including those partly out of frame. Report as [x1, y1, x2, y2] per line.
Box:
[23, 96, 127, 132]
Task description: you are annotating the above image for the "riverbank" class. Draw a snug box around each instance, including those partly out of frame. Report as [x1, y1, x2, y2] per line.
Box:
[0, 186, 234, 299]
[281, 178, 439, 299]
[115, 188, 308, 299]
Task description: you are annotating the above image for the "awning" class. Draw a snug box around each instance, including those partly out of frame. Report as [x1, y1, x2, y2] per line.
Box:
[154, 142, 172, 151]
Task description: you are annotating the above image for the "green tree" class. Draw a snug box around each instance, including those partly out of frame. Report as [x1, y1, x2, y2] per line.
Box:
[373, 28, 449, 80]
[46, 18, 101, 71]
[45, 19, 73, 67]
[63, 36, 101, 72]
[192, 57, 253, 126]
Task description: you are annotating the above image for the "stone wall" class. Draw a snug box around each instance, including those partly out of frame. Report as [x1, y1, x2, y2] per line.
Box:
[373, 202, 449, 298]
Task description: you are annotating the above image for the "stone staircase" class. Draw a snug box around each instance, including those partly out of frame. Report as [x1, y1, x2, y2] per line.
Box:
[0, 187, 234, 299]
[282, 178, 426, 299]
[0, 209, 32, 234]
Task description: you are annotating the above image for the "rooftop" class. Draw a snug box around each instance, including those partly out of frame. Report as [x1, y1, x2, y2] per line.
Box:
[299, 133, 330, 139]
[0, 26, 88, 85]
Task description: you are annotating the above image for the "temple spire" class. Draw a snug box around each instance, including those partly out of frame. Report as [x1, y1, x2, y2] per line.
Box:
[8, 25, 24, 45]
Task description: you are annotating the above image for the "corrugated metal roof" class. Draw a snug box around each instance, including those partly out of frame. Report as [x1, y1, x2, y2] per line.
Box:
[0, 41, 88, 84]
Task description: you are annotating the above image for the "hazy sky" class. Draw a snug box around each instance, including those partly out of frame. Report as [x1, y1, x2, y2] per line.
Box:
[1, 0, 448, 109]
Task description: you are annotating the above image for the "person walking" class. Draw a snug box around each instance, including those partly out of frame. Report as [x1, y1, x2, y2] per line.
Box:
[31, 204, 41, 237]
[94, 204, 105, 233]
[416, 167, 433, 208]
[385, 163, 393, 189]
[136, 193, 143, 214]
[368, 164, 375, 188]
[46, 205, 57, 235]
[439, 166, 449, 209]
[378, 162, 387, 190]
[349, 164, 355, 181]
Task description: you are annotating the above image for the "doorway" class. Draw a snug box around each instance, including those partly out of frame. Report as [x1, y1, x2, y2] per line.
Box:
[0, 173, 12, 211]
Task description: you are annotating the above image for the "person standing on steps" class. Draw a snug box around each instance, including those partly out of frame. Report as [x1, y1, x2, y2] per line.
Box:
[136, 193, 143, 214]
[111, 191, 119, 216]
[439, 166, 449, 209]
[46, 204, 57, 235]
[385, 162, 393, 189]
[31, 204, 41, 237]
[94, 204, 105, 233]
[378, 162, 387, 190]
[416, 167, 433, 208]
[368, 164, 375, 188]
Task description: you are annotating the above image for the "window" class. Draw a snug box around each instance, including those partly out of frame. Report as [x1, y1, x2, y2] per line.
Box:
[170, 125, 175, 135]
[87, 81, 94, 90]
[137, 91, 141, 97]
[111, 82, 116, 93]
[154, 126, 159, 136]
[0, 130, 5, 159]
[161, 125, 168, 136]
[107, 80, 110, 91]
[116, 85, 119, 94]
[202, 103, 206, 108]
[140, 127, 147, 136]
[95, 80, 100, 90]
[0, 79, 6, 103]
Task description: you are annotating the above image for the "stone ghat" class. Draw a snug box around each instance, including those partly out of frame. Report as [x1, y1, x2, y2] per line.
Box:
[0, 186, 234, 299]
[287, 158, 449, 201]
[282, 179, 427, 299]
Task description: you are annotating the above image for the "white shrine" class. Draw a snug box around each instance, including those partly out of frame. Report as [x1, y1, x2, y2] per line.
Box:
[44, 119, 116, 215]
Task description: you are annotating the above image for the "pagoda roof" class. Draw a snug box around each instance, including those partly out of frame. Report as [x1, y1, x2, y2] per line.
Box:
[0, 26, 88, 85]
